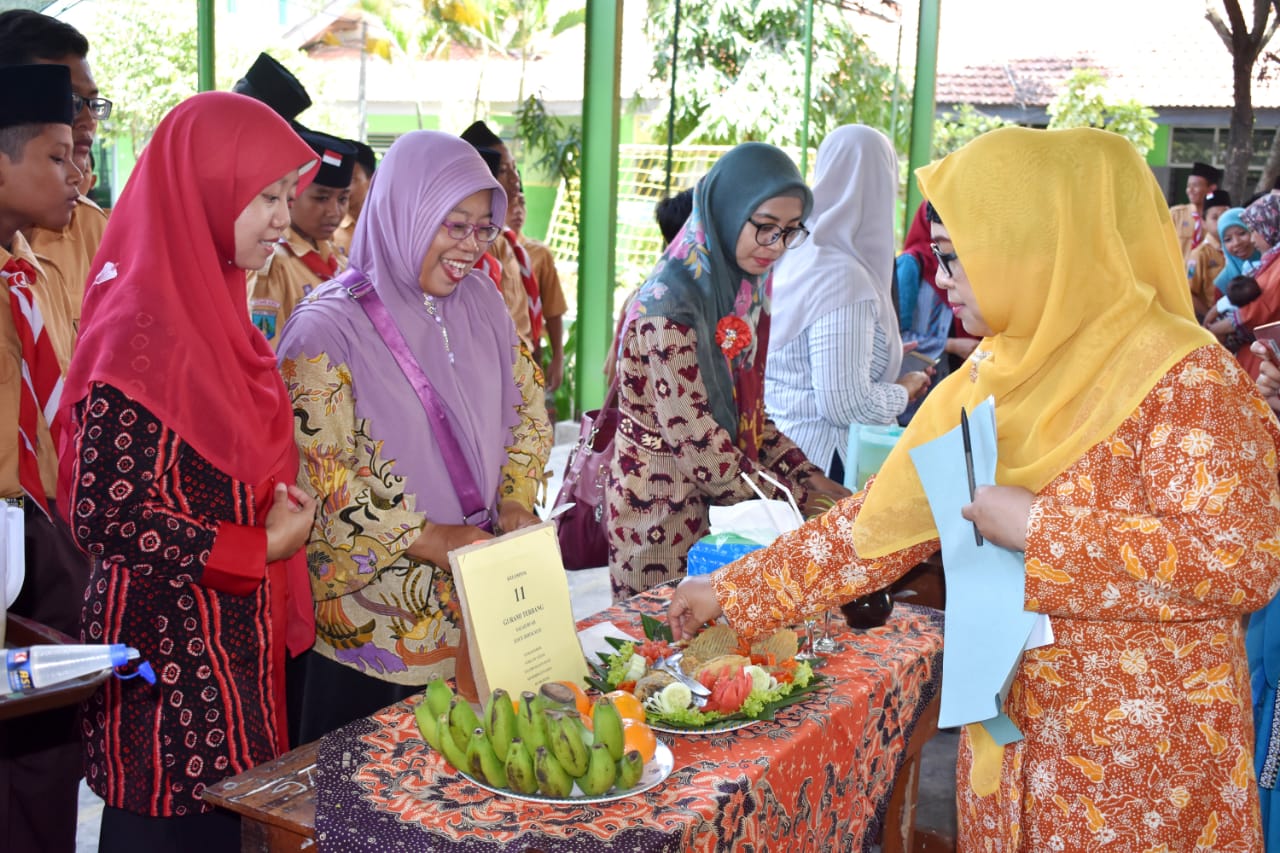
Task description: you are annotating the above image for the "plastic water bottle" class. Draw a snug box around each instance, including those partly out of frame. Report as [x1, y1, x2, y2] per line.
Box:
[0, 644, 141, 695]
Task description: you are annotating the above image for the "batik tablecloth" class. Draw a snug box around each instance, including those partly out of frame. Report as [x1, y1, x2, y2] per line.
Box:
[314, 587, 943, 852]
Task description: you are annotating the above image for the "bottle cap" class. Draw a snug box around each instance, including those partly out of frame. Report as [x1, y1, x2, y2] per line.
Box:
[108, 645, 140, 667]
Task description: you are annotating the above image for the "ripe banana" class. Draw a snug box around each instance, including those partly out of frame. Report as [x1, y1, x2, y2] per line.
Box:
[435, 711, 471, 773]
[448, 696, 482, 753]
[577, 742, 619, 796]
[504, 736, 539, 795]
[424, 676, 454, 719]
[591, 697, 625, 762]
[483, 688, 517, 762]
[414, 698, 444, 752]
[615, 748, 645, 790]
[516, 691, 548, 751]
[546, 709, 589, 777]
[534, 744, 575, 798]
[466, 726, 509, 788]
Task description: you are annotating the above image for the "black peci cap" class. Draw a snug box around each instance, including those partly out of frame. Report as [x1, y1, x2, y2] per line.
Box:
[232, 53, 311, 122]
[476, 147, 502, 178]
[1190, 161, 1223, 184]
[0, 63, 73, 129]
[297, 128, 356, 188]
[350, 139, 377, 176]
[1203, 189, 1232, 210]
[461, 120, 503, 149]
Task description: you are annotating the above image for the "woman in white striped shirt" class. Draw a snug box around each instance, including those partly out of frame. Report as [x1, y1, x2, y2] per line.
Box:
[765, 125, 931, 481]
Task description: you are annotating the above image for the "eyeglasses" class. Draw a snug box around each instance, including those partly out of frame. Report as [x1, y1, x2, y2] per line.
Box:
[931, 242, 958, 277]
[750, 219, 809, 249]
[441, 221, 501, 244]
[71, 94, 112, 120]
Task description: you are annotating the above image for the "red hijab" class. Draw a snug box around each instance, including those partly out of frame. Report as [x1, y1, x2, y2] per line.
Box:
[901, 198, 977, 340]
[901, 199, 941, 294]
[60, 92, 314, 488]
[57, 94, 318, 707]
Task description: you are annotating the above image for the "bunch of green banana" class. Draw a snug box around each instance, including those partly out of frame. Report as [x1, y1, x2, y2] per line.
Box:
[545, 710, 590, 776]
[577, 743, 618, 796]
[414, 681, 655, 798]
[483, 688, 516, 762]
[591, 697, 625, 762]
[616, 749, 645, 789]
[515, 690, 550, 751]
[467, 726, 508, 788]
[504, 736, 539, 795]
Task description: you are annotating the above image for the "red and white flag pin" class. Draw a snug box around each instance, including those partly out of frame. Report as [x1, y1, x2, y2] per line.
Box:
[321, 149, 343, 168]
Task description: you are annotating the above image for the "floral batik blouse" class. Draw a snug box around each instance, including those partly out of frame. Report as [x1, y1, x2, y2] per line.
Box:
[713, 345, 1280, 851]
[281, 345, 551, 685]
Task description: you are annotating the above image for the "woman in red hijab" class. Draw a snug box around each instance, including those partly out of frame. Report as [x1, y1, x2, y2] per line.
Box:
[56, 92, 318, 853]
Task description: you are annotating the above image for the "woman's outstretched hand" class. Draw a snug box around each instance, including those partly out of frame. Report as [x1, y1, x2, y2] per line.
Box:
[668, 575, 724, 641]
[265, 482, 317, 562]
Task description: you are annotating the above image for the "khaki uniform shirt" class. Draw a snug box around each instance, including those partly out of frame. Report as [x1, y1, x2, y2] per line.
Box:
[248, 229, 347, 347]
[521, 237, 567, 320]
[0, 234, 62, 499]
[1187, 235, 1225, 319]
[490, 235, 533, 348]
[332, 212, 355, 260]
[27, 195, 108, 365]
[1169, 203, 1199, 261]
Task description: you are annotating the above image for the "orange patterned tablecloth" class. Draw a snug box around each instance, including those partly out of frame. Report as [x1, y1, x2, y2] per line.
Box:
[314, 586, 942, 852]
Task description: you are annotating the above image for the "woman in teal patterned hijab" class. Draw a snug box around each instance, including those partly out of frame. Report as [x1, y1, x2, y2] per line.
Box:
[628, 142, 811, 453]
[608, 142, 850, 598]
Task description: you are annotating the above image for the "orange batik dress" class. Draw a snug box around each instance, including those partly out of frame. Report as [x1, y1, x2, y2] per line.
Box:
[712, 346, 1280, 851]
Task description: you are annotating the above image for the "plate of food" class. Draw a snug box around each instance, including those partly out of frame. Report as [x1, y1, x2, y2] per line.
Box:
[414, 677, 673, 804]
[588, 616, 825, 733]
[458, 740, 673, 804]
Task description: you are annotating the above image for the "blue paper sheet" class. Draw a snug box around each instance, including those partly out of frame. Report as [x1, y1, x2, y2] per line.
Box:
[908, 397, 1040, 742]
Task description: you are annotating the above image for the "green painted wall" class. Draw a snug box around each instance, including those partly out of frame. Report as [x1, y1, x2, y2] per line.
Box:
[1148, 124, 1171, 167]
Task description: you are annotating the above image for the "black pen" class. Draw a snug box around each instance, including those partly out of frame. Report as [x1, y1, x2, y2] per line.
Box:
[960, 407, 983, 546]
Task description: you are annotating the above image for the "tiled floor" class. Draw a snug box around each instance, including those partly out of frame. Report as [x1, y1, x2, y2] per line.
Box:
[75, 435, 958, 850]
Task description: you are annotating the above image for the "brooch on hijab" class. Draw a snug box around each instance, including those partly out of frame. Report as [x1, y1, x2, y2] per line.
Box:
[716, 315, 752, 360]
[422, 294, 454, 364]
[968, 348, 993, 382]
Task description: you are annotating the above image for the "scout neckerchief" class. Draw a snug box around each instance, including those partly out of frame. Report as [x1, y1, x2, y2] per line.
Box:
[5, 257, 61, 518]
[503, 228, 542, 341]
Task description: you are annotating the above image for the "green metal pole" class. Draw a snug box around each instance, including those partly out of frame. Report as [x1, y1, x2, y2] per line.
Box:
[904, 0, 941, 234]
[197, 0, 215, 92]
[575, 0, 623, 414]
[800, 0, 814, 176]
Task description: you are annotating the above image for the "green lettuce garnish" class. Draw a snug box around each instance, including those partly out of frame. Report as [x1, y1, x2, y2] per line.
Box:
[604, 643, 635, 687]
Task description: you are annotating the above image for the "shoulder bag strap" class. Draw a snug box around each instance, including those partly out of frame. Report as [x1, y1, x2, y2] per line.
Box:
[340, 270, 493, 530]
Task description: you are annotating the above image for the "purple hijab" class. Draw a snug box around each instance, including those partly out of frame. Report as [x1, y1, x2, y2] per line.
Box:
[277, 130, 521, 525]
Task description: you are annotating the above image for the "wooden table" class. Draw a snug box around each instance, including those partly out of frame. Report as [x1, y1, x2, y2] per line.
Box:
[207, 591, 948, 852]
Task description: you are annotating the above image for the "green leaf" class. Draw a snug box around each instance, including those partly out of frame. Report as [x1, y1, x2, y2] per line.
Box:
[552, 9, 586, 36]
[640, 613, 673, 643]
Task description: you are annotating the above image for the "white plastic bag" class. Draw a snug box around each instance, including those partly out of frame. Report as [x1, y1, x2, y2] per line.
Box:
[707, 472, 804, 546]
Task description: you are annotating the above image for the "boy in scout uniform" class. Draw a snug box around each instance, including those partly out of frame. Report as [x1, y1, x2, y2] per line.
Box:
[0, 63, 92, 853]
[0, 10, 110, 353]
[1170, 160, 1222, 261]
[333, 139, 375, 258]
[249, 129, 356, 346]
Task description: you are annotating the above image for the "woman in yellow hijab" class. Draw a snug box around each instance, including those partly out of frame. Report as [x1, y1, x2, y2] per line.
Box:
[669, 127, 1280, 849]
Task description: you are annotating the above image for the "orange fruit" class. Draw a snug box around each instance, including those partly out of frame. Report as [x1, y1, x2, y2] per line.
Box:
[622, 718, 657, 764]
[603, 690, 646, 723]
[555, 680, 593, 718]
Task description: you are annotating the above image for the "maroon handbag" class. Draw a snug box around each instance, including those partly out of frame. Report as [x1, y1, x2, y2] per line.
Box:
[552, 381, 618, 570]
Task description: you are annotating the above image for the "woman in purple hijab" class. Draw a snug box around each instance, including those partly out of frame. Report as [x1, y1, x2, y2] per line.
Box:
[277, 131, 552, 742]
